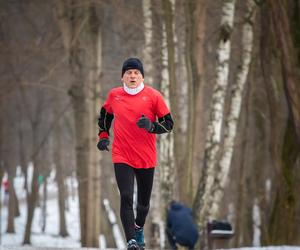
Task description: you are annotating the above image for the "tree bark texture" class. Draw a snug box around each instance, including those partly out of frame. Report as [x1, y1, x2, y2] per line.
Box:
[41, 178, 47, 233]
[193, 0, 236, 227]
[162, 0, 183, 201]
[158, 3, 176, 247]
[23, 161, 39, 244]
[55, 1, 102, 246]
[260, 3, 286, 245]
[147, 1, 164, 248]
[209, 0, 257, 219]
[142, 0, 153, 85]
[266, 0, 300, 244]
[150, 0, 163, 91]
[6, 175, 16, 233]
[233, 78, 251, 246]
[268, 0, 300, 146]
[184, 0, 207, 205]
[54, 103, 69, 237]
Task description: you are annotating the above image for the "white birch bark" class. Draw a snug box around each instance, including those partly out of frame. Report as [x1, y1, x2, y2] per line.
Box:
[158, 18, 175, 250]
[209, 0, 256, 218]
[193, 0, 236, 227]
[142, 2, 160, 246]
[142, 0, 153, 84]
[161, 0, 179, 207]
[252, 198, 261, 247]
[160, 19, 174, 206]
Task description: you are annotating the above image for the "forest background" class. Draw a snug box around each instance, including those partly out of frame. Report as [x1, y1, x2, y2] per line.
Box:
[0, 0, 300, 249]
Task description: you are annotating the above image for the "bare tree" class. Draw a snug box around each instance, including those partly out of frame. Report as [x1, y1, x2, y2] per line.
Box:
[54, 98, 69, 237]
[162, 0, 183, 202]
[209, 0, 257, 219]
[143, 0, 153, 85]
[184, 0, 207, 204]
[267, 0, 300, 146]
[193, 0, 236, 229]
[13, 84, 56, 243]
[0, 0, 70, 243]
[265, 0, 300, 244]
[55, 1, 102, 246]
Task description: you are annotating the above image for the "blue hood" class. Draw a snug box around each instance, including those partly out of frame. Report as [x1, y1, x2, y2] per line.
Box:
[171, 201, 184, 210]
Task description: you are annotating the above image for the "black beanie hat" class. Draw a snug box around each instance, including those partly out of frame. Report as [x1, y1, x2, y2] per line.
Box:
[122, 58, 144, 77]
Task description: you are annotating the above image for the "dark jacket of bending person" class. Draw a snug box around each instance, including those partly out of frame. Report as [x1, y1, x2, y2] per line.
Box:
[166, 201, 199, 250]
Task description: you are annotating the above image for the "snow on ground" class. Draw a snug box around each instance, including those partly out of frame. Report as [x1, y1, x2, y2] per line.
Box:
[0, 168, 300, 249]
[229, 248, 300, 250]
[1, 167, 81, 248]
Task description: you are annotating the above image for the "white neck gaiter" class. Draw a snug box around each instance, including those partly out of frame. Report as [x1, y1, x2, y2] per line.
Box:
[123, 82, 144, 95]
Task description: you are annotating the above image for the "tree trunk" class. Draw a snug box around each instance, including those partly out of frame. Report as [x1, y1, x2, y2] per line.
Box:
[269, 119, 300, 244]
[162, 0, 182, 201]
[23, 162, 39, 244]
[184, 0, 196, 205]
[157, 2, 177, 248]
[55, 1, 102, 246]
[268, 0, 300, 146]
[57, 169, 69, 237]
[184, 0, 207, 205]
[209, 0, 257, 219]
[142, 0, 153, 85]
[6, 175, 15, 233]
[266, 0, 300, 244]
[54, 111, 69, 237]
[23, 167, 28, 191]
[18, 116, 28, 192]
[148, 1, 165, 248]
[233, 80, 251, 247]
[193, 0, 236, 226]
[150, 0, 163, 91]
[159, 127, 175, 248]
[260, 3, 285, 244]
[41, 178, 47, 233]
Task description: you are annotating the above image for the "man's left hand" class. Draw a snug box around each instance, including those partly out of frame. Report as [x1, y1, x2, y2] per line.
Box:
[137, 115, 154, 132]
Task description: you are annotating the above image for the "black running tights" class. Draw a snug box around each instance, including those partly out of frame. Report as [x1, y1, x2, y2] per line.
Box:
[114, 163, 155, 242]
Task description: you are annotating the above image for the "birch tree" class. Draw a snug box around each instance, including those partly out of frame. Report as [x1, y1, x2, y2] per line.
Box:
[193, 0, 236, 228]
[150, 0, 163, 91]
[162, 0, 182, 201]
[143, 1, 164, 248]
[146, 1, 177, 248]
[209, 0, 257, 219]
[142, 0, 153, 85]
[159, 26, 175, 249]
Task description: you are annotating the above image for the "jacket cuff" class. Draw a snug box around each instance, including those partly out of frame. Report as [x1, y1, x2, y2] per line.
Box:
[99, 131, 109, 140]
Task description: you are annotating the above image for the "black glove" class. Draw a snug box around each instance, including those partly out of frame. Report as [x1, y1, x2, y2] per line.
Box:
[137, 115, 154, 132]
[97, 138, 110, 151]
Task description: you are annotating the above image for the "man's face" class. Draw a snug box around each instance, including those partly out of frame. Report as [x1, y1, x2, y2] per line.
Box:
[122, 69, 144, 88]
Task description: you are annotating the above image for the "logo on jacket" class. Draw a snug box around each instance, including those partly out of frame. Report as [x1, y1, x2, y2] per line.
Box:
[115, 95, 122, 101]
[142, 96, 149, 101]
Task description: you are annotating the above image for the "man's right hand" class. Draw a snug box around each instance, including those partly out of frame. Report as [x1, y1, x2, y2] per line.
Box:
[97, 138, 110, 151]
